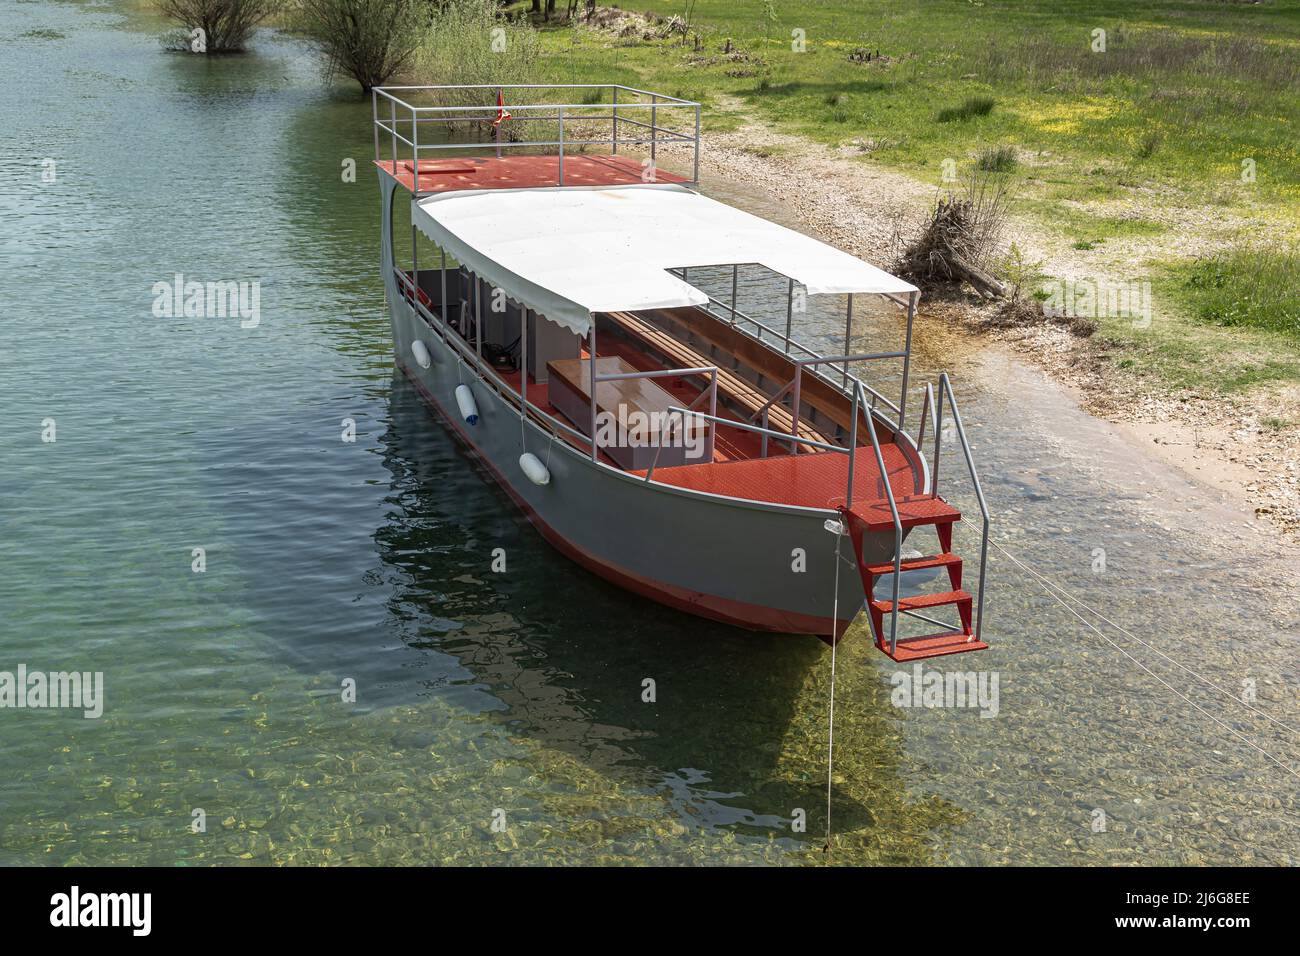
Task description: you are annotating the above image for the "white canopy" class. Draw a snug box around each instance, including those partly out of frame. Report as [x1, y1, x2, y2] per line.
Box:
[411, 183, 918, 336]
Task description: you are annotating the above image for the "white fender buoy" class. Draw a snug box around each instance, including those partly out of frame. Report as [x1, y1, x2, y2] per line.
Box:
[411, 340, 432, 369]
[519, 452, 550, 486]
[455, 384, 479, 425]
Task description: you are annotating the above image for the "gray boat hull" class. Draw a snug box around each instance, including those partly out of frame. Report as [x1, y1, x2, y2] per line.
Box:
[385, 299, 929, 637]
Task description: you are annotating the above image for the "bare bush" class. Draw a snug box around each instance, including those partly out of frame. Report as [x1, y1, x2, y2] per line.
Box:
[895, 167, 1014, 299]
[296, 0, 427, 93]
[156, 0, 278, 53]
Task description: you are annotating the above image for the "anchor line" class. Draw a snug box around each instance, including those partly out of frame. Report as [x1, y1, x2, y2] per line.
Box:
[825, 527, 844, 851]
[991, 540, 1300, 744]
[992, 542, 1300, 781]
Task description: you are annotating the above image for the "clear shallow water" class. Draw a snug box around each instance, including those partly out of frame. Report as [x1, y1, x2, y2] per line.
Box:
[1, 0, 1296, 866]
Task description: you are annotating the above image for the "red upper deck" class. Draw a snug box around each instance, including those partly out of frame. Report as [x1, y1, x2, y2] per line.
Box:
[373, 84, 701, 197]
[375, 154, 690, 195]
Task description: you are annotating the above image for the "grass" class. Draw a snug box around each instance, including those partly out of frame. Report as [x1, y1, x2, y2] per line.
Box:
[514, 1, 1300, 205]
[1072, 260, 1300, 394]
[479, 0, 1300, 395]
[1178, 245, 1300, 338]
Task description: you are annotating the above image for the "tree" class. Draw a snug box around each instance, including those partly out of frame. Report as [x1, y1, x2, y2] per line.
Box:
[157, 0, 279, 53]
[297, 0, 427, 93]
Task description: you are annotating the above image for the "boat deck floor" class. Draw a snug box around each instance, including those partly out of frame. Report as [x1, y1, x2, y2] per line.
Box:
[378, 154, 690, 195]
[631, 444, 920, 510]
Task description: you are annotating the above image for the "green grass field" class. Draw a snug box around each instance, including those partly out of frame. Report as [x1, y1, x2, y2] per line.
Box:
[525, 2, 1299, 202]
[505, 0, 1300, 394]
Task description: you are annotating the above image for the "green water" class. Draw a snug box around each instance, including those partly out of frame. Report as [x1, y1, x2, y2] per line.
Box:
[1, 0, 1296, 866]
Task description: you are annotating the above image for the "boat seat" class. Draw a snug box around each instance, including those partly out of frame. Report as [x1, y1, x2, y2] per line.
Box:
[603, 311, 830, 450]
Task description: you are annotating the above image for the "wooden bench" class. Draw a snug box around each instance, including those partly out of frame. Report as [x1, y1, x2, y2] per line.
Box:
[646, 306, 881, 438]
[547, 356, 709, 470]
[603, 311, 831, 450]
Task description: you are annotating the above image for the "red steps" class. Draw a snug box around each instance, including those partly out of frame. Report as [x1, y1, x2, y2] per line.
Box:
[877, 630, 989, 663]
[840, 493, 988, 662]
[863, 551, 962, 583]
[871, 588, 970, 615]
[851, 494, 961, 532]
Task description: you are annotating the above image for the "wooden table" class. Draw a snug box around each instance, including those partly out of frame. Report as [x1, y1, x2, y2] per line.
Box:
[547, 356, 710, 469]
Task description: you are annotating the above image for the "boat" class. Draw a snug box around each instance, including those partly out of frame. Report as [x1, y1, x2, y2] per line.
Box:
[371, 84, 991, 661]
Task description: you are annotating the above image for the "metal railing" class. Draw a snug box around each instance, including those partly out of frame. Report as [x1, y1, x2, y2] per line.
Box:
[778, 353, 905, 456]
[668, 265, 824, 361]
[917, 375, 992, 645]
[398, 268, 722, 466]
[658, 371, 989, 655]
[649, 378, 882, 505]
[665, 265, 917, 436]
[373, 84, 701, 193]
[851, 379, 905, 654]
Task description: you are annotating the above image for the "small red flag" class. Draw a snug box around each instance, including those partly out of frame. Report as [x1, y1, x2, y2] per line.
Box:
[492, 89, 511, 128]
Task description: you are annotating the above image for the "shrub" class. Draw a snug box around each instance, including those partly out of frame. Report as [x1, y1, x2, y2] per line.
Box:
[1135, 129, 1162, 159]
[411, 0, 542, 138]
[156, 0, 279, 53]
[975, 145, 1017, 173]
[936, 96, 995, 123]
[296, 0, 427, 92]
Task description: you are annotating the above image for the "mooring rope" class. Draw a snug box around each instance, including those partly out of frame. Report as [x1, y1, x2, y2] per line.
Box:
[994, 542, 1300, 743]
[824, 525, 844, 852]
[992, 541, 1300, 780]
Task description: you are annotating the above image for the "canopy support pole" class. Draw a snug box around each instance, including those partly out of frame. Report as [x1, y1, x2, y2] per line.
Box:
[475, 279, 483, 362]
[411, 224, 418, 317]
[730, 265, 738, 324]
[521, 308, 529, 424]
[784, 277, 794, 353]
[899, 292, 916, 431]
[440, 248, 447, 325]
[588, 325, 598, 462]
[842, 293, 853, 386]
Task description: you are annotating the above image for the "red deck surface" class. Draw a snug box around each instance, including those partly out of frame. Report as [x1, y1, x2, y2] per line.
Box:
[634, 444, 920, 510]
[378, 154, 689, 194]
